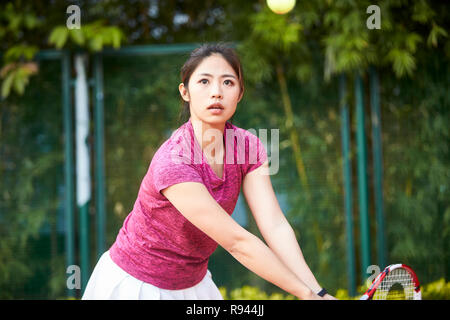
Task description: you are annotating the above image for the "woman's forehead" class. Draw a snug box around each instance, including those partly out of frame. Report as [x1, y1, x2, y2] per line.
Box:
[192, 54, 237, 77]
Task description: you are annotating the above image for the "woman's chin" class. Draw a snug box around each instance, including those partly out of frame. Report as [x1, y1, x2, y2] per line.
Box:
[200, 114, 233, 125]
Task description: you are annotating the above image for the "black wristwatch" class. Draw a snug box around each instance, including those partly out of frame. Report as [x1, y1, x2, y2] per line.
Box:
[317, 288, 328, 297]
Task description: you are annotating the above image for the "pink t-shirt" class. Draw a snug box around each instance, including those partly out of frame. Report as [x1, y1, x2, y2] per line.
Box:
[109, 119, 267, 290]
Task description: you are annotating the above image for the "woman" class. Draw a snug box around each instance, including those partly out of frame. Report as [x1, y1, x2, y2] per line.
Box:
[82, 43, 335, 300]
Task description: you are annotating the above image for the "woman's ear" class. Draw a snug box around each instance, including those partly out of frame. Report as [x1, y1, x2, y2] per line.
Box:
[237, 88, 244, 103]
[179, 83, 190, 102]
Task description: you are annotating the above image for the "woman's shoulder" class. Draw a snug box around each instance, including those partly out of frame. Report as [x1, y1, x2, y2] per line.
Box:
[151, 122, 200, 168]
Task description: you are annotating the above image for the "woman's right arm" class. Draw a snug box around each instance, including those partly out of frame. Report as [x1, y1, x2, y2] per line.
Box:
[161, 181, 322, 300]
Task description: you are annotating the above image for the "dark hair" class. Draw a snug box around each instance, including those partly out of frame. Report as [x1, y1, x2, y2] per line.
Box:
[178, 43, 245, 124]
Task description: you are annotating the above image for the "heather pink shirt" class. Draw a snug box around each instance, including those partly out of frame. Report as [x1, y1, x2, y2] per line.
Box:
[109, 119, 267, 290]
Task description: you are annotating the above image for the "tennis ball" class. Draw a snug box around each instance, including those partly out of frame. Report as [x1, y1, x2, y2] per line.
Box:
[267, 0, 296, 15]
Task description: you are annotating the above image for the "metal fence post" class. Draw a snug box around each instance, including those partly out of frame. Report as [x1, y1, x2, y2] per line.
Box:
[74, 53, 91, 294]
[355, 72, 371, 283]
[339, 74, 357, 296]
[62, 50, 76, 298]
[369, 66, 387, 269]
[93, 53, 106, 260]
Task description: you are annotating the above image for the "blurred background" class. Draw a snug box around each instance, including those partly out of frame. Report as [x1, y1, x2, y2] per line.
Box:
[0, 0, 448, 299]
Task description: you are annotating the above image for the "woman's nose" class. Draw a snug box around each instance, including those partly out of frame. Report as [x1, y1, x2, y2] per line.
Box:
[210, 81, 223, 99]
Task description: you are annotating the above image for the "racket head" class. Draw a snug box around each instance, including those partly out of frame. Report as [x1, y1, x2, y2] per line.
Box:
[360, 264, 421, 300]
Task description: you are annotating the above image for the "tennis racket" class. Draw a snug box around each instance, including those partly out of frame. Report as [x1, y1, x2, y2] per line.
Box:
[360, 264, 421, 300]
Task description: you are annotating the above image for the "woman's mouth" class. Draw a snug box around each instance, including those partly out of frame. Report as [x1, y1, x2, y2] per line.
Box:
[207, 103, 224, 115]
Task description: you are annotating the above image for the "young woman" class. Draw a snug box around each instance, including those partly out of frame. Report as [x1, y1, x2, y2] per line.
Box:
[82, 43, 335, 300]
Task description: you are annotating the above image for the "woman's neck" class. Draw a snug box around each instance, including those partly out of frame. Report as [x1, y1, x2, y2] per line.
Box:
[190, 118, 226, 161]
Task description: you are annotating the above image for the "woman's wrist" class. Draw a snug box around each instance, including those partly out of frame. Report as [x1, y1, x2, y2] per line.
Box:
[317, 288, 328, 297]
[295, 287, 319, 300]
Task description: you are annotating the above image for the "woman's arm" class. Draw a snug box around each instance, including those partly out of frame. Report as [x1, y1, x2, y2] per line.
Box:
[242, 161, 336, 299]
[161, 181, 323, 300]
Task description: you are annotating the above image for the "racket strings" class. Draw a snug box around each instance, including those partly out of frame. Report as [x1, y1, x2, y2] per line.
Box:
[373, 268, 415, 300]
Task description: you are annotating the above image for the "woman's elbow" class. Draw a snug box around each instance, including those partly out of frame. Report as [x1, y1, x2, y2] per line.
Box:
[226, 231, 258, 261]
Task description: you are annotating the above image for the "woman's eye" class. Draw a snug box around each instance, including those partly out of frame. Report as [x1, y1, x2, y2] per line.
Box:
[199, 79, 233, 85]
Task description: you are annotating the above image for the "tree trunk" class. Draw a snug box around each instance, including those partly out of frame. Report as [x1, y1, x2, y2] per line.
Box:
[275, 62, 310, 197]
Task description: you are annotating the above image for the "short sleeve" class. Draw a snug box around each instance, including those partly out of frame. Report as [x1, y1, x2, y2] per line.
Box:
[150, 151, 204, 195]
[241, 132, 268, 177]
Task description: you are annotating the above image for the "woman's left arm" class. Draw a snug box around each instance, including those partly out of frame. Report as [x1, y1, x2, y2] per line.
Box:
[242, 160, 336, 300]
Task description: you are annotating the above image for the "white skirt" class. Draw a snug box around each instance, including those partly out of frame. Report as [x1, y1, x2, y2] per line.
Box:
[82, 251, 223, 300]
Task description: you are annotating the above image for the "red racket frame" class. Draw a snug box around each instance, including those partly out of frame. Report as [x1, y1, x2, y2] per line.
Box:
[360, 264, 421, 300]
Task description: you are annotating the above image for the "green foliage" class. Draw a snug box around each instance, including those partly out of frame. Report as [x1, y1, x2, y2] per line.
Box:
[0, 2, 40, 98]
[2, 1, 449, 97]
[238, 0, 449, 84]
[4, 44, 39, 62]
[0, 62, 38, 98]
[427, 23, 448, 48]
[48, 21, 125, 51]
[379, 51, 449, 282]
[220, 285, 296, 300]
[0, 60, 65, 298]
[238, 6, 312, 85]
[250, 7, 303, 53]
[0, 2, 42, 38]
[422, 279, 450, 300]
[0, 2, 125, 98]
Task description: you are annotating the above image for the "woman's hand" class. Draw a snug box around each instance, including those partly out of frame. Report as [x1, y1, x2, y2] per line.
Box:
[323, 293, 338, 300]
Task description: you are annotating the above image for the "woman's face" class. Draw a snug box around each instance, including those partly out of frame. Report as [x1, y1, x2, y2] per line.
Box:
[179, 53, 243, 127]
